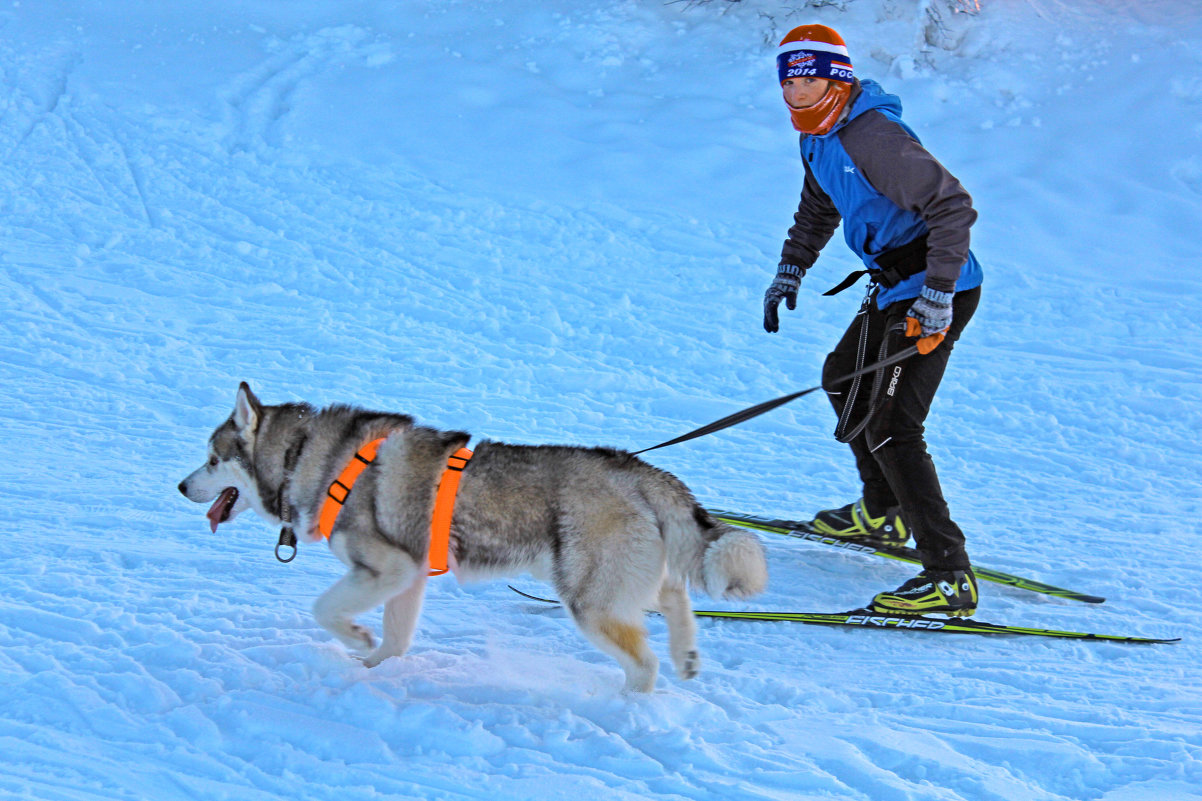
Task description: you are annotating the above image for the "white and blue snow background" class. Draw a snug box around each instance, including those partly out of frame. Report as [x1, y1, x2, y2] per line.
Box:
[3, 0, 1201, 798]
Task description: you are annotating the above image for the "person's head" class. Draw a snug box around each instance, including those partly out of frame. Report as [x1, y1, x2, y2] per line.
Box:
[776, 24, 854, 135]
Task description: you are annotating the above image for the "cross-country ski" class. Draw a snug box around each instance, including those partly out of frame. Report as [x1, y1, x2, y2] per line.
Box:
[709, 508, 1106, 603]
[509, 587, 1179, 644]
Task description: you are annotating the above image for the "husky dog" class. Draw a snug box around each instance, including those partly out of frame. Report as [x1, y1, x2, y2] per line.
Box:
[178, 383, 768, 693]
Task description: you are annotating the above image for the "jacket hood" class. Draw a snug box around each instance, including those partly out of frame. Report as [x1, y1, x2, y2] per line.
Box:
[814, 79, 902, 138]
[842, 79, 902, 128]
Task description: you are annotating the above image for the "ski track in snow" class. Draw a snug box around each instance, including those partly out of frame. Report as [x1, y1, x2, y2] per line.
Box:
[1, 1, 1201, 800]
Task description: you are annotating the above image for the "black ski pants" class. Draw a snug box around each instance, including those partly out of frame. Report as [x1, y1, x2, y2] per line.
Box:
[821, 286, 981, 572]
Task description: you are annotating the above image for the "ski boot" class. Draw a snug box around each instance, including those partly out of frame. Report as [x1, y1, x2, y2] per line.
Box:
[870, 569, 978, 617]
[809, 498, 909, 547]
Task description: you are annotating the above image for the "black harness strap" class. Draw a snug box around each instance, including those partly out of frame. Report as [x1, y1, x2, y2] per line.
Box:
[824, 233, 931, 297]
[833, 295, 874, 441]
[823, 269, 873, 297]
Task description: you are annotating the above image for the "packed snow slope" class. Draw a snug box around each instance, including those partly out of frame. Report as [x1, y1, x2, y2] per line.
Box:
[2, 1, 1200, 799]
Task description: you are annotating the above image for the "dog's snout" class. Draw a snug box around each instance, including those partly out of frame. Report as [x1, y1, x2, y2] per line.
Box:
[177, 480, 188, 497]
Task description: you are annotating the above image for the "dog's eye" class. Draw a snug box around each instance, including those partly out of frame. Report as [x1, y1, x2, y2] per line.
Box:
[208, 456, 218, 468]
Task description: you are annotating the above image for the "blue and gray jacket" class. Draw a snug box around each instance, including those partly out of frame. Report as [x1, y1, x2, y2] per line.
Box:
[780, 79, 983, 308]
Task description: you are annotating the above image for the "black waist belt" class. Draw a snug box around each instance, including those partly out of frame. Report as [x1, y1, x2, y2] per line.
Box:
[823, 233, 929, 297]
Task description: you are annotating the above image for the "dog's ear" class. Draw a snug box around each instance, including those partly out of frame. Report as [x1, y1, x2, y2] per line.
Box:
[234, 382, 262, 433]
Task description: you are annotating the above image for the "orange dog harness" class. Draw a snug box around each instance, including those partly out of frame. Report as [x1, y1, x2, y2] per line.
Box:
[318, 438, 386, 539]
[428, 447, 473, 576]
[317, 438, 473, 576]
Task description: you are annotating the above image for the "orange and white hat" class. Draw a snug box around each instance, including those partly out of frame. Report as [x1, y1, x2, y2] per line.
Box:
[776, 24, 855, 135]
[776, 25, 854, 85]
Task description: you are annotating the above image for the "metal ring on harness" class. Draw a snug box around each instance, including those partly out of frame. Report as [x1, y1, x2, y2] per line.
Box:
[275, 527, 298, 563]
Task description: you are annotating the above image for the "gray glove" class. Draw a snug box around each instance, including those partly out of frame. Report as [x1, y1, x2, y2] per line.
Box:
[763, 264, 805, 333]
[904, 285, 954, 354]
[906, 285, 954, 337]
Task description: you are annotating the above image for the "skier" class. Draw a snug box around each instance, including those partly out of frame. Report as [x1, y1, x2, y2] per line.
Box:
[762, 24, 983, 616]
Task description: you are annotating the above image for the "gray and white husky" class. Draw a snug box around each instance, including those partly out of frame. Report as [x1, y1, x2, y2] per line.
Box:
[178, 383, 768, 692]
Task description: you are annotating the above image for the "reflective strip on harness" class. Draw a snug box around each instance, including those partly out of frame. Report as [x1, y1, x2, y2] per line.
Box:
[429, 447, 473, 576]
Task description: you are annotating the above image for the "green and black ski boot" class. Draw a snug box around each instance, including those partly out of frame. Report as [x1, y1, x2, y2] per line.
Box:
[870, 569, 979, 617]
[809, 498, 909, 547]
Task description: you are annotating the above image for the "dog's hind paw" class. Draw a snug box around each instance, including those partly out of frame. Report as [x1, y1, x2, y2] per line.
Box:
[361, 644, 409, 668]
[676, 649, 700, 680]
[361, 651, 388, 669]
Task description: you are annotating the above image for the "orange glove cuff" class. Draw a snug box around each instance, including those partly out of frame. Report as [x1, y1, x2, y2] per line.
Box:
[905, 316, 946, 355]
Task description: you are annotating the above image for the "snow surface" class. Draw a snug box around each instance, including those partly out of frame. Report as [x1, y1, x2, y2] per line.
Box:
[2, 0, 1201, 799]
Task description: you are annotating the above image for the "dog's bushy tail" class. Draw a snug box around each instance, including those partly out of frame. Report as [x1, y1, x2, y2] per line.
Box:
[697, 515, 769, 600]
[661, 503, 768, 600]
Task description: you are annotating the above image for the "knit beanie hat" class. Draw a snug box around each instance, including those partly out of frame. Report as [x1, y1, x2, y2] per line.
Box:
[776, 25, 855, 135]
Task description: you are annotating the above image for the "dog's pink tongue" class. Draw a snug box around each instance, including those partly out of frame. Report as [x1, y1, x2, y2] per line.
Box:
[207, 488, 238, 533]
